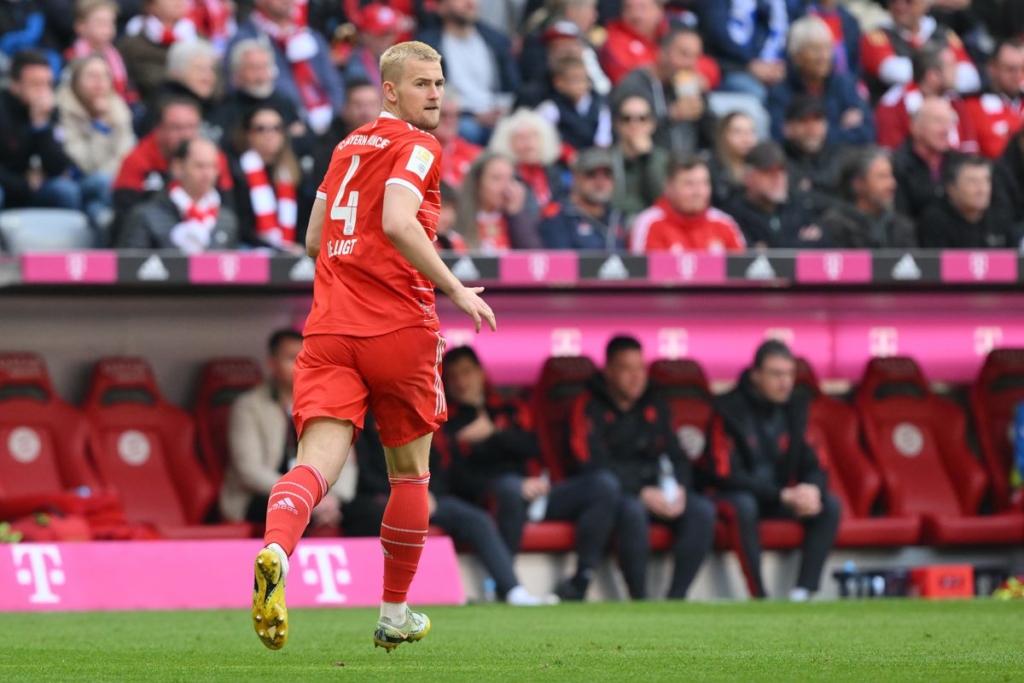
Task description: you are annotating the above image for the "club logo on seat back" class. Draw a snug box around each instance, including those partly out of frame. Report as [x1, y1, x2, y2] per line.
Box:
[892, 423, 924, 457]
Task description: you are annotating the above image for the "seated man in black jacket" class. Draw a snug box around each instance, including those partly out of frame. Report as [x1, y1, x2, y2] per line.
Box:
[343, 413, 556, 606]
[705, 340, 840, 601]
[570, 336, 715, 600]
[438, 346, 620, 602]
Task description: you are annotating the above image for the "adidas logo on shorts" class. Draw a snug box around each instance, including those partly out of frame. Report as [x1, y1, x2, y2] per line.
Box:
[270, 497, 299, 515]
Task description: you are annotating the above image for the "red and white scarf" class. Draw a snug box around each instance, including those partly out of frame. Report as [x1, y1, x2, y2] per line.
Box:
[240, 149, 297, 248]
[250, 10, 333, 134]
[125, 14, 198, 46]
[189, 0, 236, 53]
[168, 182, 221, 254]
[66, 39, 136, 105]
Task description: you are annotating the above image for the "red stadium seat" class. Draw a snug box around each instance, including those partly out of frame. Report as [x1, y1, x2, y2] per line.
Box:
[969, 348, 1024, 512]
[192, 357, 262, 489]
[82, 357, 250, 539]
[532, 355, 598, 483]
[795, 359, 921, 547]
[855, 357, 1024, 546]
[649, 359, 714, 463]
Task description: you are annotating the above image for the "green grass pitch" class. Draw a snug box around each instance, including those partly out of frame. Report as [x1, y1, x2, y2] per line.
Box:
[5, 601, 1023, 682]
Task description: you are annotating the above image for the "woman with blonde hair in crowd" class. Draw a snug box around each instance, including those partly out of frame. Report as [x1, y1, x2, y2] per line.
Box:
[229, 106, 310, 252]
[57, 54, 136, 241]
[455, 152, 543, 254]
[488, 107, 568, 209]
[708, 110, 758, 207]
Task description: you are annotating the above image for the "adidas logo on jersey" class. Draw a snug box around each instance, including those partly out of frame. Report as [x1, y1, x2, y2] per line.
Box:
[745, 254, 776, 280]
[891, 254, 922, 280]
[597, 255, 629, 280]
[136, 255, 169, 281]
[270, 497, 299, 515]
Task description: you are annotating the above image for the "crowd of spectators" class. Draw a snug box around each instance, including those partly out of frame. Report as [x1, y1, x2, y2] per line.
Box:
[2, 0, 1024, 254]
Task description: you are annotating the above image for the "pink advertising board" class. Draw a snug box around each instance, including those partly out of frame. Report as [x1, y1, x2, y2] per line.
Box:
[940, 251, 1018, 283]
[796, 252, 873, 284]
[189, 253, 270, 284]
[647, 253, 727, 284]
[0, 538, 464, 612]
[21, 252, 118, 284]
[499, 251, 578, 285]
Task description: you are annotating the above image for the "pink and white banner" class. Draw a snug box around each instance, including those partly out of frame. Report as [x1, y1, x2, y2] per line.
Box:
[21, 252, 118, 284]
[189, 253, 270, 284]
[0, 538, 464, 612]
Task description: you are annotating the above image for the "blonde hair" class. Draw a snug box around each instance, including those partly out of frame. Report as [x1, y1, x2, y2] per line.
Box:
[75, 0, 118, 21]
[488, 108, 561, 166]
[379, 41, 442, 84]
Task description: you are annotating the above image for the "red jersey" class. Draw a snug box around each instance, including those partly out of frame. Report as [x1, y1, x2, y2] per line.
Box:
[874, 84, 978, 153]
[305, 112, 443, 338]
[629, 198, 746, 254]
[960, 93, 1024, 159]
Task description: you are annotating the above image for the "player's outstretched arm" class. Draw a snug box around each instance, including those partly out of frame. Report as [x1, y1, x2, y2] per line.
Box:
[305, 198, 326, 258]
[382, 184, 496, 333]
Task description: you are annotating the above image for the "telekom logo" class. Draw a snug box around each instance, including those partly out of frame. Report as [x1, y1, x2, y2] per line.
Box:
[657, 328, 688, 359]
[13, 545, 64, 604]
[824, 253, 844, 281]
[974, 327, 1003, 356]
[676, 253, 697, 280]
[65, 254, 87, 281]
[218, 254, 241, 281]
[969, 253, 989, 280]
[528, 254, 549, 281]
[869, 327, 899, 357]
[297, 546, 351, 604]
[551, 328, 582, 356]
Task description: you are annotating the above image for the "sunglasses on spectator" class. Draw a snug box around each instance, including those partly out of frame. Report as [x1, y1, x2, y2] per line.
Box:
[250, 123, 284, 133]
[583, 168, 613, 179]
[617, 113, 652, 123]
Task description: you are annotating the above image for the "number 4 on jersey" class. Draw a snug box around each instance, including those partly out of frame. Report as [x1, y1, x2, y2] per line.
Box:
[330, 154, 360, 235]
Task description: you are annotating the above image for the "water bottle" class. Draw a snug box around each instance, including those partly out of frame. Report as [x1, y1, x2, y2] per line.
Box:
[842, 561, 857, 598]
[527, 470, 550, 522]
[658, 455, 680, 505]
[481, 578, 497, 603]
[871, 574, 886, 598]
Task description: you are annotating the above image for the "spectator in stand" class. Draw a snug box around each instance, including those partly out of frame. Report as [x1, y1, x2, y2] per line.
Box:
[454, 152, 543, 253]
[416, 0, 519, 145]
[220, 329, 353, 530]
[781, 95, 847, 217]
[230, 106, 311, 252]
[893, 96, 963, 222]
[342, 3, 400, 90]
[918, 155, 1021, 248]
[819, 146, 917, 248]
[614, 26, 718, 156]
[311, 77, 382, 183]
[488, 108, 568, 208]
[434, 182, 466, 252]
[516, 20, 590, 109]
[519, 1, 611, 99]
[609, 95, 668, 226]
[347, 411, 558, 606]
[539, 147, 624, 250]
[141, 39, 221, 134]
[630, 154, 746, 253]
[768, 16, 875, 146]
[708, 110, 759, 207]
[56, 55, 136, 240]
[599, 0, 666, 86]
[961, 41, 1024, 159]
[65, 0, 138, 108]
[860, 0, 980, 101]
[723, 141, 830, 248]
[698, 0, 789, 101]
[211, 38, 305, 146]
[795, 0, 862, 77]
[0, 50, 81, 213]
[189, 0, 235, 55]
[705, 340, 841, 601]
[117, 0, 198, 103]
[117, 137, 239, 251]
[994, 129, 1024, 228]
[438, 346, 620, 602]
[229, 0, 344, 136]
[434, 94, 482, 191]
[0, 0, 63, 74]
[536, 56, 613, 151]
[570, 336, 715, 600]
[112, 96, 233, 240]
[876, 43, 978, 153]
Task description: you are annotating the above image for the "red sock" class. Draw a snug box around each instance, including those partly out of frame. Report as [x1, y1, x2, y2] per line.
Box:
[380, 473, 431, 604]
[264, 464, 328, 556]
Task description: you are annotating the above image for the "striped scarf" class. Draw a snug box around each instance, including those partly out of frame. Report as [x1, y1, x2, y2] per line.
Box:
[168, 182, 221, 254]
[240, 149, 297, 248]
[125, 14, 197, 46]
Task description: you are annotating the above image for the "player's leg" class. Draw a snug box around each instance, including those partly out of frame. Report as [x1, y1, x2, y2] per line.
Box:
[253, 418, 354, 651]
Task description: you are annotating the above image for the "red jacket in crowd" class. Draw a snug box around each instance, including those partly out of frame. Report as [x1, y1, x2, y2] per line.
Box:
[959, 94, 1024, 159]
[874, 83, 979, 153]
[629, 198, 746, 254]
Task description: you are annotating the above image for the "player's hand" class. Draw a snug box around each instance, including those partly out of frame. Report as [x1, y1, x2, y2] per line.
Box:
[640, 486, 673, 519]
[521, 476, 550, 501]
[311, 495, 342, 527]
[427, 492, 438, 517]
[792, 483, 822, 517]
[450, 285, 496, 333]
[456, 413, 496, 444]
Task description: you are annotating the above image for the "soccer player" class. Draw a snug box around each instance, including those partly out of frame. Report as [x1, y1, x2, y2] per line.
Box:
[251, 41, 496, 653]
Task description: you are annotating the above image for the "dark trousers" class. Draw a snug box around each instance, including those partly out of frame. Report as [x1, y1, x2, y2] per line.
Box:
[718, 490, 842, 596]
[614, 492, 716, 599]
[490, 470, 620, 577]
[342, 493, 521, 599]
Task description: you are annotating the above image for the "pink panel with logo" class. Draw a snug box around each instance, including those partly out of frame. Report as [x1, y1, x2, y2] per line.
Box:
[940, 251, 1018, 283]
[647, 253, 727, 284]
[498, 251, 578, 285]
[21, 252, 118, 284]
[796, 252, 873, 283]
[0, 538, 464, 612]
[189, 253, 270, 284]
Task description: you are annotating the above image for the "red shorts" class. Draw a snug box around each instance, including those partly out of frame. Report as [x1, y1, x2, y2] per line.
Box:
[293, 326, 447, 448]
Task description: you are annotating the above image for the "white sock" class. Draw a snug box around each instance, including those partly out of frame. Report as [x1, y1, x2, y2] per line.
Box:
[380, 601, 408, 624]
[789, 587, 810, 602]
[266, 542, 290, 579]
